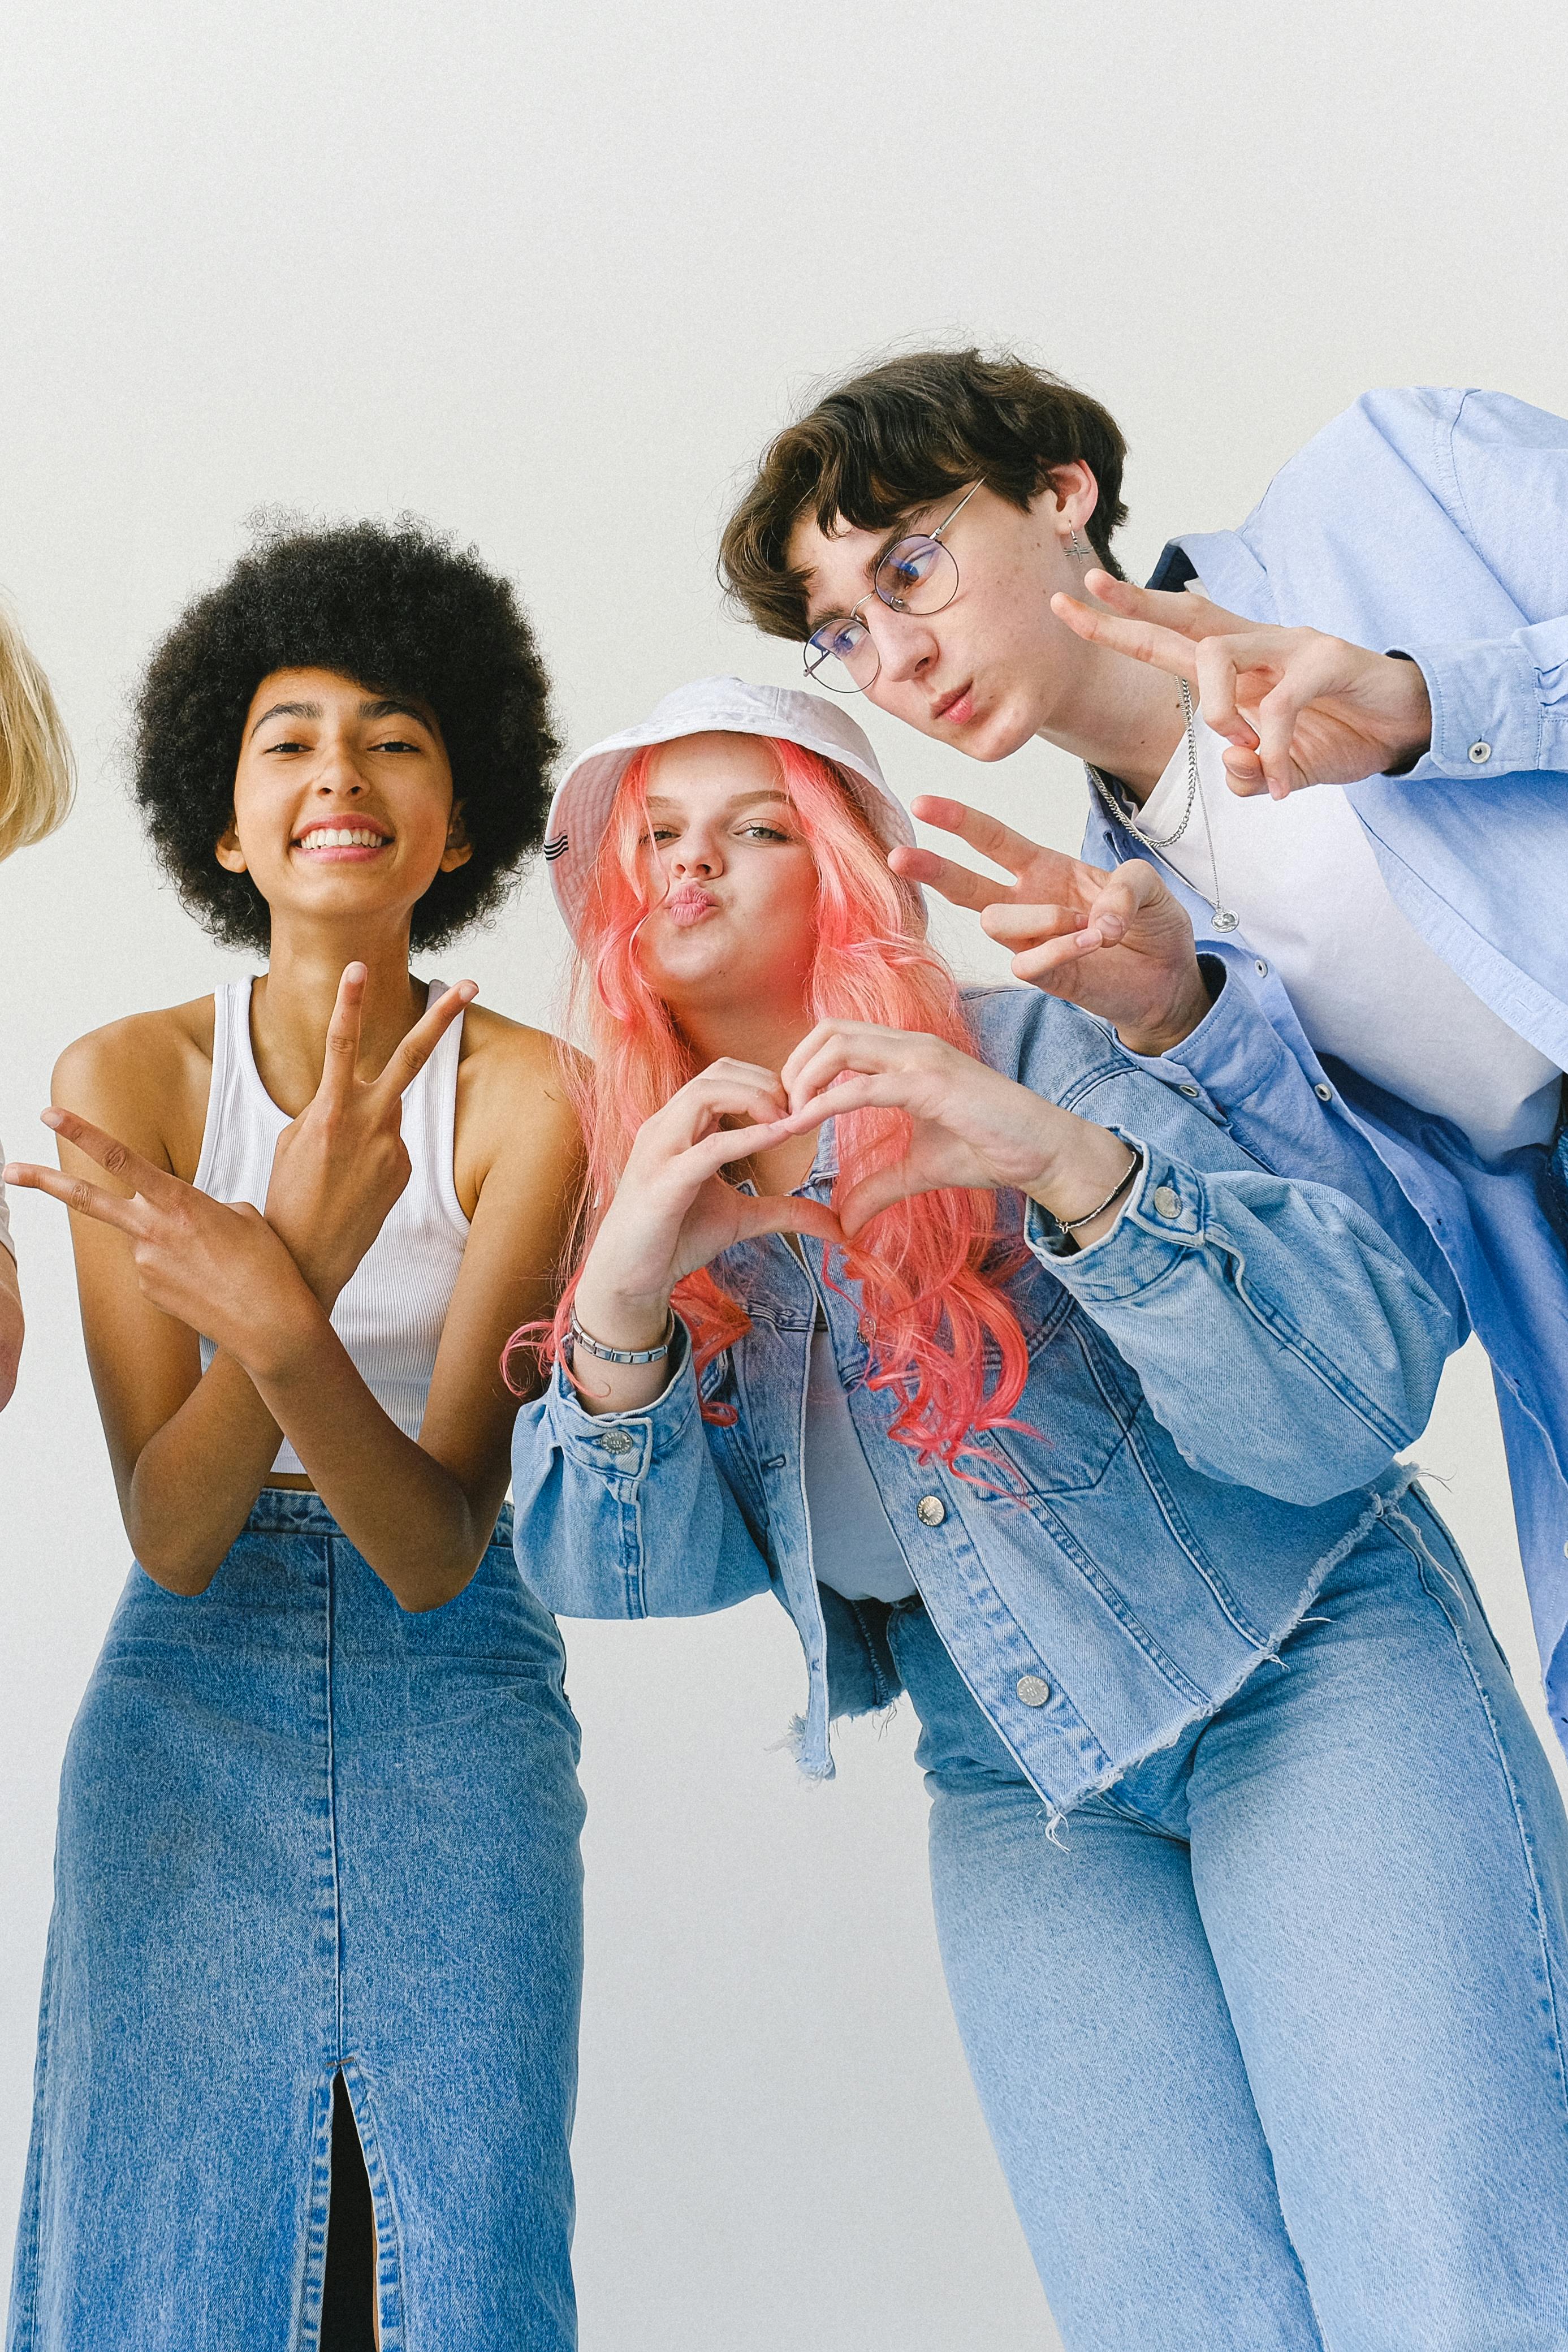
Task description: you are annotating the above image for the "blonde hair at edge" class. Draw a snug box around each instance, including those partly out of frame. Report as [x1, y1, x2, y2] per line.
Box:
[0, 598, 75, 860]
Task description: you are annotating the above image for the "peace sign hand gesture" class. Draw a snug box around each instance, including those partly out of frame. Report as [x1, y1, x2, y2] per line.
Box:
[264, 964, 476, 1306]
[1053, 572, 1433, 798]
[3, 1111, 318, 1380]
[891, 799, 1212, 1058]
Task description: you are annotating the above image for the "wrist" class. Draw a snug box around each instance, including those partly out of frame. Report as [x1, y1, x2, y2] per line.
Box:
[1024, 1127, 1141, 1234]
[1117, 961, 1216, 1058]
[1381, 651, 1433, 774]
[571, 1276, 673, 1355]
[238, 1285, 334, 1387]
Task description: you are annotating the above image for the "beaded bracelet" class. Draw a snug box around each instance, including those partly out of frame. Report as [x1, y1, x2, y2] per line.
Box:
[568, 1307, 676, 1366]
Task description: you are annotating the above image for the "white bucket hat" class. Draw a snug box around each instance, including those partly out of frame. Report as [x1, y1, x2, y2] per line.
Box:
[542, 675, 918, 939]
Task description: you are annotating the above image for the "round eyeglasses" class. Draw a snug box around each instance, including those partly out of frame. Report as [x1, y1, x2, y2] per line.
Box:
[802, 482, 982, 695]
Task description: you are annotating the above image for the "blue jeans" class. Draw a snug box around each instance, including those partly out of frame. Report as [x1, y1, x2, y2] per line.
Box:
[877, 1491, 1568, 2350]
[7, 1494, 585, 2352]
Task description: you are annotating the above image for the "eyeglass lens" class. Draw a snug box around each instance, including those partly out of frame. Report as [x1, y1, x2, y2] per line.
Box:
[804, 532, 961, 693]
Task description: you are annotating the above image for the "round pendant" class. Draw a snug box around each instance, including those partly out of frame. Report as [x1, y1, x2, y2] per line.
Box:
[1211, 906, 1241, 933]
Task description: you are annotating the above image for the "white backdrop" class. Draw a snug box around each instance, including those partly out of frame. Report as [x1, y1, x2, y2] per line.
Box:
[3, 5, 1567, 2345]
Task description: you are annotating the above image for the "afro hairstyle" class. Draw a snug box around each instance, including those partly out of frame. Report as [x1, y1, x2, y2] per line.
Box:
[132, 515, 559, 952]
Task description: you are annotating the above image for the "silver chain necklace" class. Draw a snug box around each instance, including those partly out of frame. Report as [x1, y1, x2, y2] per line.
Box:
[1113, 679, 1239, 933]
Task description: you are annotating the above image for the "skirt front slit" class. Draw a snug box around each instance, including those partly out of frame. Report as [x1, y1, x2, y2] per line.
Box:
[6, 1492, 585, 2352]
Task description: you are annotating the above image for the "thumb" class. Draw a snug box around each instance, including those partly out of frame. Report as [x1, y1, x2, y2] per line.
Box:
[1086, 856, 1173, 944]
[833, 1159, 921, 1240]
[741, 1195, 845, 1249]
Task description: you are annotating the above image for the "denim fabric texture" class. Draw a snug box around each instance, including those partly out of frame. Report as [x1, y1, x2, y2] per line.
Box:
[6, 1492, 585, 2352]
[1088, 386, 1568, 1737]
[513, 986, 1455, 1818]
[872, 1490, 1568, 2351]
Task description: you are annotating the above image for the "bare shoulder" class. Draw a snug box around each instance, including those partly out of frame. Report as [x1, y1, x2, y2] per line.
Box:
[452, 1003, 585, 1207]
[457, 1003, 580, 1104]
[52, 995, 217, 1175]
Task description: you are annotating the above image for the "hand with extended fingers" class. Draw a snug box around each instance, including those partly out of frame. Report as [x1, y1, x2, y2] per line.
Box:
[572, 1059, 846, 1350]
[263, 964, 477, 1305]
[4, 1111, 321, 1380]
[3, 964, 478, 1370]
[891, 799, 1212, 1056]
[1053, 571, 1433, 797]
[777, 1021, 1138, 1245]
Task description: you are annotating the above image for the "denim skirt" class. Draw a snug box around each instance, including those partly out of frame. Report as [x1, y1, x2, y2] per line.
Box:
[6, 1491, 586, 2352]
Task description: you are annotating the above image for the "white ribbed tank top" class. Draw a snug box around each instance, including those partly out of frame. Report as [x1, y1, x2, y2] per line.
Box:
[193, 978, 470, 1477]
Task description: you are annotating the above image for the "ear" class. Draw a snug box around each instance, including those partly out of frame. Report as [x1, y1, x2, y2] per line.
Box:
[214, 817, 248, 874]
[1038, 460, 1100, 542]
[439, 800, 473, 874]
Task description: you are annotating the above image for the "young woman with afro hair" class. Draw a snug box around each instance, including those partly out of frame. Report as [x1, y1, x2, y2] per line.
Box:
[5, 520, 587, 2352]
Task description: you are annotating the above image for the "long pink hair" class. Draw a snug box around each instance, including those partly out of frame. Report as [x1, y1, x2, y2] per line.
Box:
[517, 736, 1030, 1468]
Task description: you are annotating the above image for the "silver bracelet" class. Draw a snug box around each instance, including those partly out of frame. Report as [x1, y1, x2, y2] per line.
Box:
[568, 1307, 676, 1366]
[1055, 1148, 1143, 1233]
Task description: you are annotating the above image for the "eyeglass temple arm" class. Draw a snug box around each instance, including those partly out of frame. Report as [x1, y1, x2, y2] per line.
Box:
[932, 480, 983, 542]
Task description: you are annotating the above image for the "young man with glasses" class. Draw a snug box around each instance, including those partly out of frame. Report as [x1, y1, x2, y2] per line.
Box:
[720, 350, 1568, 1753]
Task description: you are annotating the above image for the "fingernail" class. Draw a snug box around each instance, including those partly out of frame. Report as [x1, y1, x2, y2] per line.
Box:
[40, 1108, 64, 1128]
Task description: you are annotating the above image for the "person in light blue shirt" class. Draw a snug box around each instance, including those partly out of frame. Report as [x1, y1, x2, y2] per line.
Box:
[720, 355, 1568, 1750]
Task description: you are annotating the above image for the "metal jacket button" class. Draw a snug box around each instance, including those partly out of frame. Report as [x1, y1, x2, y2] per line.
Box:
[916, 1495, 946, 1527]
[597, 1429, 634, 1455]
[1152, 1184, 1182, 1220]
[1016, 1675, 1051, 1707]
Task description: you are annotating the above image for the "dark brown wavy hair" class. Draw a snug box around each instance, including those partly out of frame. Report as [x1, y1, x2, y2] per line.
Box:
[720, 347, 1129, 641]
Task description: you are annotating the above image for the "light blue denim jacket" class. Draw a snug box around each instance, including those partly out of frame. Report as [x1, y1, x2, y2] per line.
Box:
[1082, 385, 1568, 1737]
[512, 987, 1453, 1818]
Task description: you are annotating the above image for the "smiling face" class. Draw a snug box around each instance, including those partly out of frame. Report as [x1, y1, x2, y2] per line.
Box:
[632, 732, 820, 1024]
[788, 473, 1103, 763]
[218, 667, 470, 933]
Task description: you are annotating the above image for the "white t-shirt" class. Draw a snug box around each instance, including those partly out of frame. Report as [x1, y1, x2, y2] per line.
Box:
[1121, 713, 1563, 1163]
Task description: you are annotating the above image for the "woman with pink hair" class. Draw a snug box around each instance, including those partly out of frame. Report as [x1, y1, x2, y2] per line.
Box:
[512, 676, 1568, 2350]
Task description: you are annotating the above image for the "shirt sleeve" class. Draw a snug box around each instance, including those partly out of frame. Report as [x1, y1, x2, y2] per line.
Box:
[1389, 390, 1568, 783]
[510, 1337, 775, 1620]
[1102, 960, 1467, 1330]
[1025, 1132, 1452, 1505]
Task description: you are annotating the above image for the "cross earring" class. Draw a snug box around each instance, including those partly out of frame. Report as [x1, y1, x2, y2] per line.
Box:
[1069, 526, 1090, 563]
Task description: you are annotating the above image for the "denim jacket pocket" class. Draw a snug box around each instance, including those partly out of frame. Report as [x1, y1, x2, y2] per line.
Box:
[978, 1310, 1142, 1499]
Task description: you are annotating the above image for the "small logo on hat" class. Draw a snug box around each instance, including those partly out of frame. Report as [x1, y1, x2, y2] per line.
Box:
[543, 835, 569, 861]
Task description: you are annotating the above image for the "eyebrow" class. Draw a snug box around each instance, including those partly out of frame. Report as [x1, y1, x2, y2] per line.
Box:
[802, 519, 915, 636]
[643, 788, 791, 813]
[248, 695, 435, 741]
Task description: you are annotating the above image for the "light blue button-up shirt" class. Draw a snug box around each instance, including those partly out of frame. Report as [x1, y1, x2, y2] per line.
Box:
[1081, 385, 1568, 1740]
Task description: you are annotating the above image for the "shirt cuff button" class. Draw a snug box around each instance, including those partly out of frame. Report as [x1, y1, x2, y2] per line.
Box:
[1467, 741, 1492, 763]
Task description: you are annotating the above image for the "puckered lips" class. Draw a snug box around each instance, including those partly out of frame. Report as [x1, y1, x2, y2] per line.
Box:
[931, 679, 976, 727]
[292, 815, 395, 864]
[662, 883, 719, 928]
